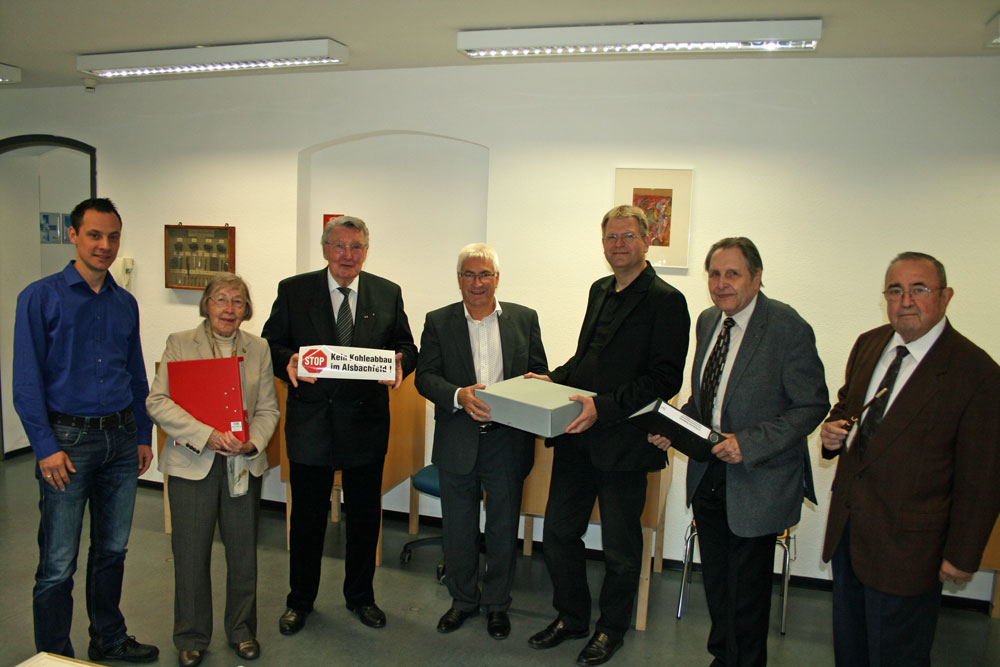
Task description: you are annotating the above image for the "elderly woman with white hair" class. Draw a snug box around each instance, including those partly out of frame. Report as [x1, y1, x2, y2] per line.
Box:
[146, 272, 279, 667]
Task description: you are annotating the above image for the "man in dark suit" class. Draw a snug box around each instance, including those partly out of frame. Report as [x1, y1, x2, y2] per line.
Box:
[415, 243, 547, 640]
[262, 216, 417, 634]
[526, 205, 689, 666]
[820, 251, 1000, 666]
[650, 237, 829, 666]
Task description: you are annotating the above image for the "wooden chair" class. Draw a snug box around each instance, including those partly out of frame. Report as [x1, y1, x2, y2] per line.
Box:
[519, 438, 673, 632]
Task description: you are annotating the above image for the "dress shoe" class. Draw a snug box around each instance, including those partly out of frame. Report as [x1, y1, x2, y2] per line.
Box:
[487, 611, 510, 640]
[528, 617, 590, 649]
[278, 607, 309, 635]
[576, 631, 624, 666]
[348, 603, 387, 628]
[87, 636, 160, 663]
[178, 649, 203, 667]
[437, 607, 478, 633]
[233, 638, 260, 660]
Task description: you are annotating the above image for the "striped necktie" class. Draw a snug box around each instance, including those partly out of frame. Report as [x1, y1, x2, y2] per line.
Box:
[854, 345, 909, 456]
[336, 286, 353, 346]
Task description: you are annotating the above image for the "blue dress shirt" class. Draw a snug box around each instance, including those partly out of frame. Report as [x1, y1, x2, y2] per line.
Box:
[13, 261, 153, 459]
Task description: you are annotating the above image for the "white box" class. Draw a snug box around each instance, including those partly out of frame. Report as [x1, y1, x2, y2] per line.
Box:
[298, 345, 395, 381]
[475, 376, 596, 438]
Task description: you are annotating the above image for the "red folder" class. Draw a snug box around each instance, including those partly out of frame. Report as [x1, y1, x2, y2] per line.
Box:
[167, 357, 249, 443]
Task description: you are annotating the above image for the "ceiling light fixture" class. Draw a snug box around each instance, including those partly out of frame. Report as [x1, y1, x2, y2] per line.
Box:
[0, 63, 22, 83]
[77, 39, 348, 79]
[986, 12, 1000, 47]
[457, 20, 822, 58]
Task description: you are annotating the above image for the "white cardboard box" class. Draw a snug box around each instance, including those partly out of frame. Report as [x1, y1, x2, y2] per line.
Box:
[475, 376, 596, 438]
[297, 345, 395, 381]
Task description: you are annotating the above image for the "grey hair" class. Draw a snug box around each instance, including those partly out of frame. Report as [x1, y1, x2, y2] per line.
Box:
[322, 215, 370, 246]
[199, 272, 253, 320]
[456, 243, 500, 275]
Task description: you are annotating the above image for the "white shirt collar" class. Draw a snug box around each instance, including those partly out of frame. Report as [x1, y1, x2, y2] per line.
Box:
[724, 293, 758, 331]
[464, 299, 502, 322]
[327, 271, 359, 294]
[888, 316, 947, 363]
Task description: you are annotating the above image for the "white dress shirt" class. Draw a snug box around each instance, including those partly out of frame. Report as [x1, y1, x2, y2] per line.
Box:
[452, 300, 504, 410]
[327, 271, 359, 326]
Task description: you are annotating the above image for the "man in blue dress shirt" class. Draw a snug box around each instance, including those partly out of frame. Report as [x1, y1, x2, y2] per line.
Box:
[13, 198, 159, 663]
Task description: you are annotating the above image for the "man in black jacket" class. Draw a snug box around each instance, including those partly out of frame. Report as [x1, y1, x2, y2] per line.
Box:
[262, 216, 417, 634]
[527, 205, 690, 666]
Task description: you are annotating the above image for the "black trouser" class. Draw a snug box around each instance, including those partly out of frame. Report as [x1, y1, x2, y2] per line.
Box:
[286, 459, 384, 611]
[692, 462, 776, 667]
[542, 441, 647, 638]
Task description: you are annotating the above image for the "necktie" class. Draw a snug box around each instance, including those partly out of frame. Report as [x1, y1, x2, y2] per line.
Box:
[336, 287, 353, 346]
[854, 345, 909, 456]
[700, 317, 735, 424]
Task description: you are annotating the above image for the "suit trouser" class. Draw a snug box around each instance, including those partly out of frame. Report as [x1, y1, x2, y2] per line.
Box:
[168, 455, 262, 650]
[287, 459, 384, 611]
[542, 441, 647, 638]
[691, 462, 776, 667]
[831, 524, 940, 667]
[438, 427, 527, 613]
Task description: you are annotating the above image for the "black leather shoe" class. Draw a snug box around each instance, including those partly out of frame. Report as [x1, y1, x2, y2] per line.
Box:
[576, 631, 624, 666]
[88, 636, 160, 663]
[348, 603, 387, 628]
[487, 611, 510, 639]
[233, 638, 260, 660]
[279, 607, 309, 635]
[528, 617, 590, 649]
[436, 607, 478, 633]
[178, 649, 203, 667]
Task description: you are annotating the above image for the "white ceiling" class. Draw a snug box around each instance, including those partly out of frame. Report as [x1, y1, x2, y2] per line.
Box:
[1, 0, 998, 89]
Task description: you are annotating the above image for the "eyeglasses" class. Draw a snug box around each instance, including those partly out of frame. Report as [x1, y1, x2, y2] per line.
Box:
[882, 287, 942, 302]
[324, 241, 368, 254]
[210, 295, 246, 309]
[602, 232, 639, 244]
[459, 271, 497, 281]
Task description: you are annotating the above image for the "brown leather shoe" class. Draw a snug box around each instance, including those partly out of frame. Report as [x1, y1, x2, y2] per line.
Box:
[233, 638, 260, 660]
[528, 617, 590, 649]
[178, 649, 203, 667]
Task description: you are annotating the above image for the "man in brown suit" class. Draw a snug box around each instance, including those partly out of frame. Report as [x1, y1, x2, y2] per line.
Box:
[820, 251, 1000, 666]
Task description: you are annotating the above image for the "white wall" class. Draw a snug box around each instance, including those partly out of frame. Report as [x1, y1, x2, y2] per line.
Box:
[2, 56, 998, 599]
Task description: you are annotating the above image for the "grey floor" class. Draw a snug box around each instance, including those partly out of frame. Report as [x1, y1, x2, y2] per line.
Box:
[2, 453, 999, 667]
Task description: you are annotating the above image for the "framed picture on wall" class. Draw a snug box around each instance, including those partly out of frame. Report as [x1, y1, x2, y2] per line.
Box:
[61, 214, 73, 244]
[614, 168, 693, 269]
[39, 212, 60, 244]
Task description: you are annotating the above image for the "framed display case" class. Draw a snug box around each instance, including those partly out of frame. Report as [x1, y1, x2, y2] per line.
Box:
[164, 224, 235, 290]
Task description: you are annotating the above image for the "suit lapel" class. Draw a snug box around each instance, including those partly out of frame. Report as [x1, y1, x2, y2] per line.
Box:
[690, 309, 722, 415]
[308, 269, 338, 344]
[351, 271, 380, 348]
[498, 304, 515, 379]
[576, 279, 610, 353]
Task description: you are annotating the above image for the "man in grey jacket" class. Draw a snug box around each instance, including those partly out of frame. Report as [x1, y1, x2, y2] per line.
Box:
[651, 237, 828, 667]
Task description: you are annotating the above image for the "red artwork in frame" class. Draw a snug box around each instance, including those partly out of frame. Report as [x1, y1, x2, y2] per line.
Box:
[633, 188, 672, 246]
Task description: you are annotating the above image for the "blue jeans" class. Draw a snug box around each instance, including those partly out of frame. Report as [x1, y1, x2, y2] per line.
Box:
[34, 413, 139, 657]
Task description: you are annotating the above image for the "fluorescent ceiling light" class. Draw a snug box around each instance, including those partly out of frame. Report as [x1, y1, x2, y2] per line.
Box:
[987, 12, 1000, 47]
[458, 20, 822, 58]
[0, 63, 22, 83]
[77, 39, 348, 79]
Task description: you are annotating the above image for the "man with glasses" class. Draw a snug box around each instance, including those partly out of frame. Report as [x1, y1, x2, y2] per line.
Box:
[13, 198, 158, 662]
[820, 251, 1000, 666]
[415, 243, 547, 640]
[526, 205, 689, 666]
[262, 216, 417, 635]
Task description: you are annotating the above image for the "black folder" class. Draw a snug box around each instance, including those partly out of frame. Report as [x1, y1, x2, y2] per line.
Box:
[628, 398, 722, 462]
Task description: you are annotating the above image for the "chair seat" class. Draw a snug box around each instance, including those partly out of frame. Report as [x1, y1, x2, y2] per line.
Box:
[412, 464, 441, 497]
